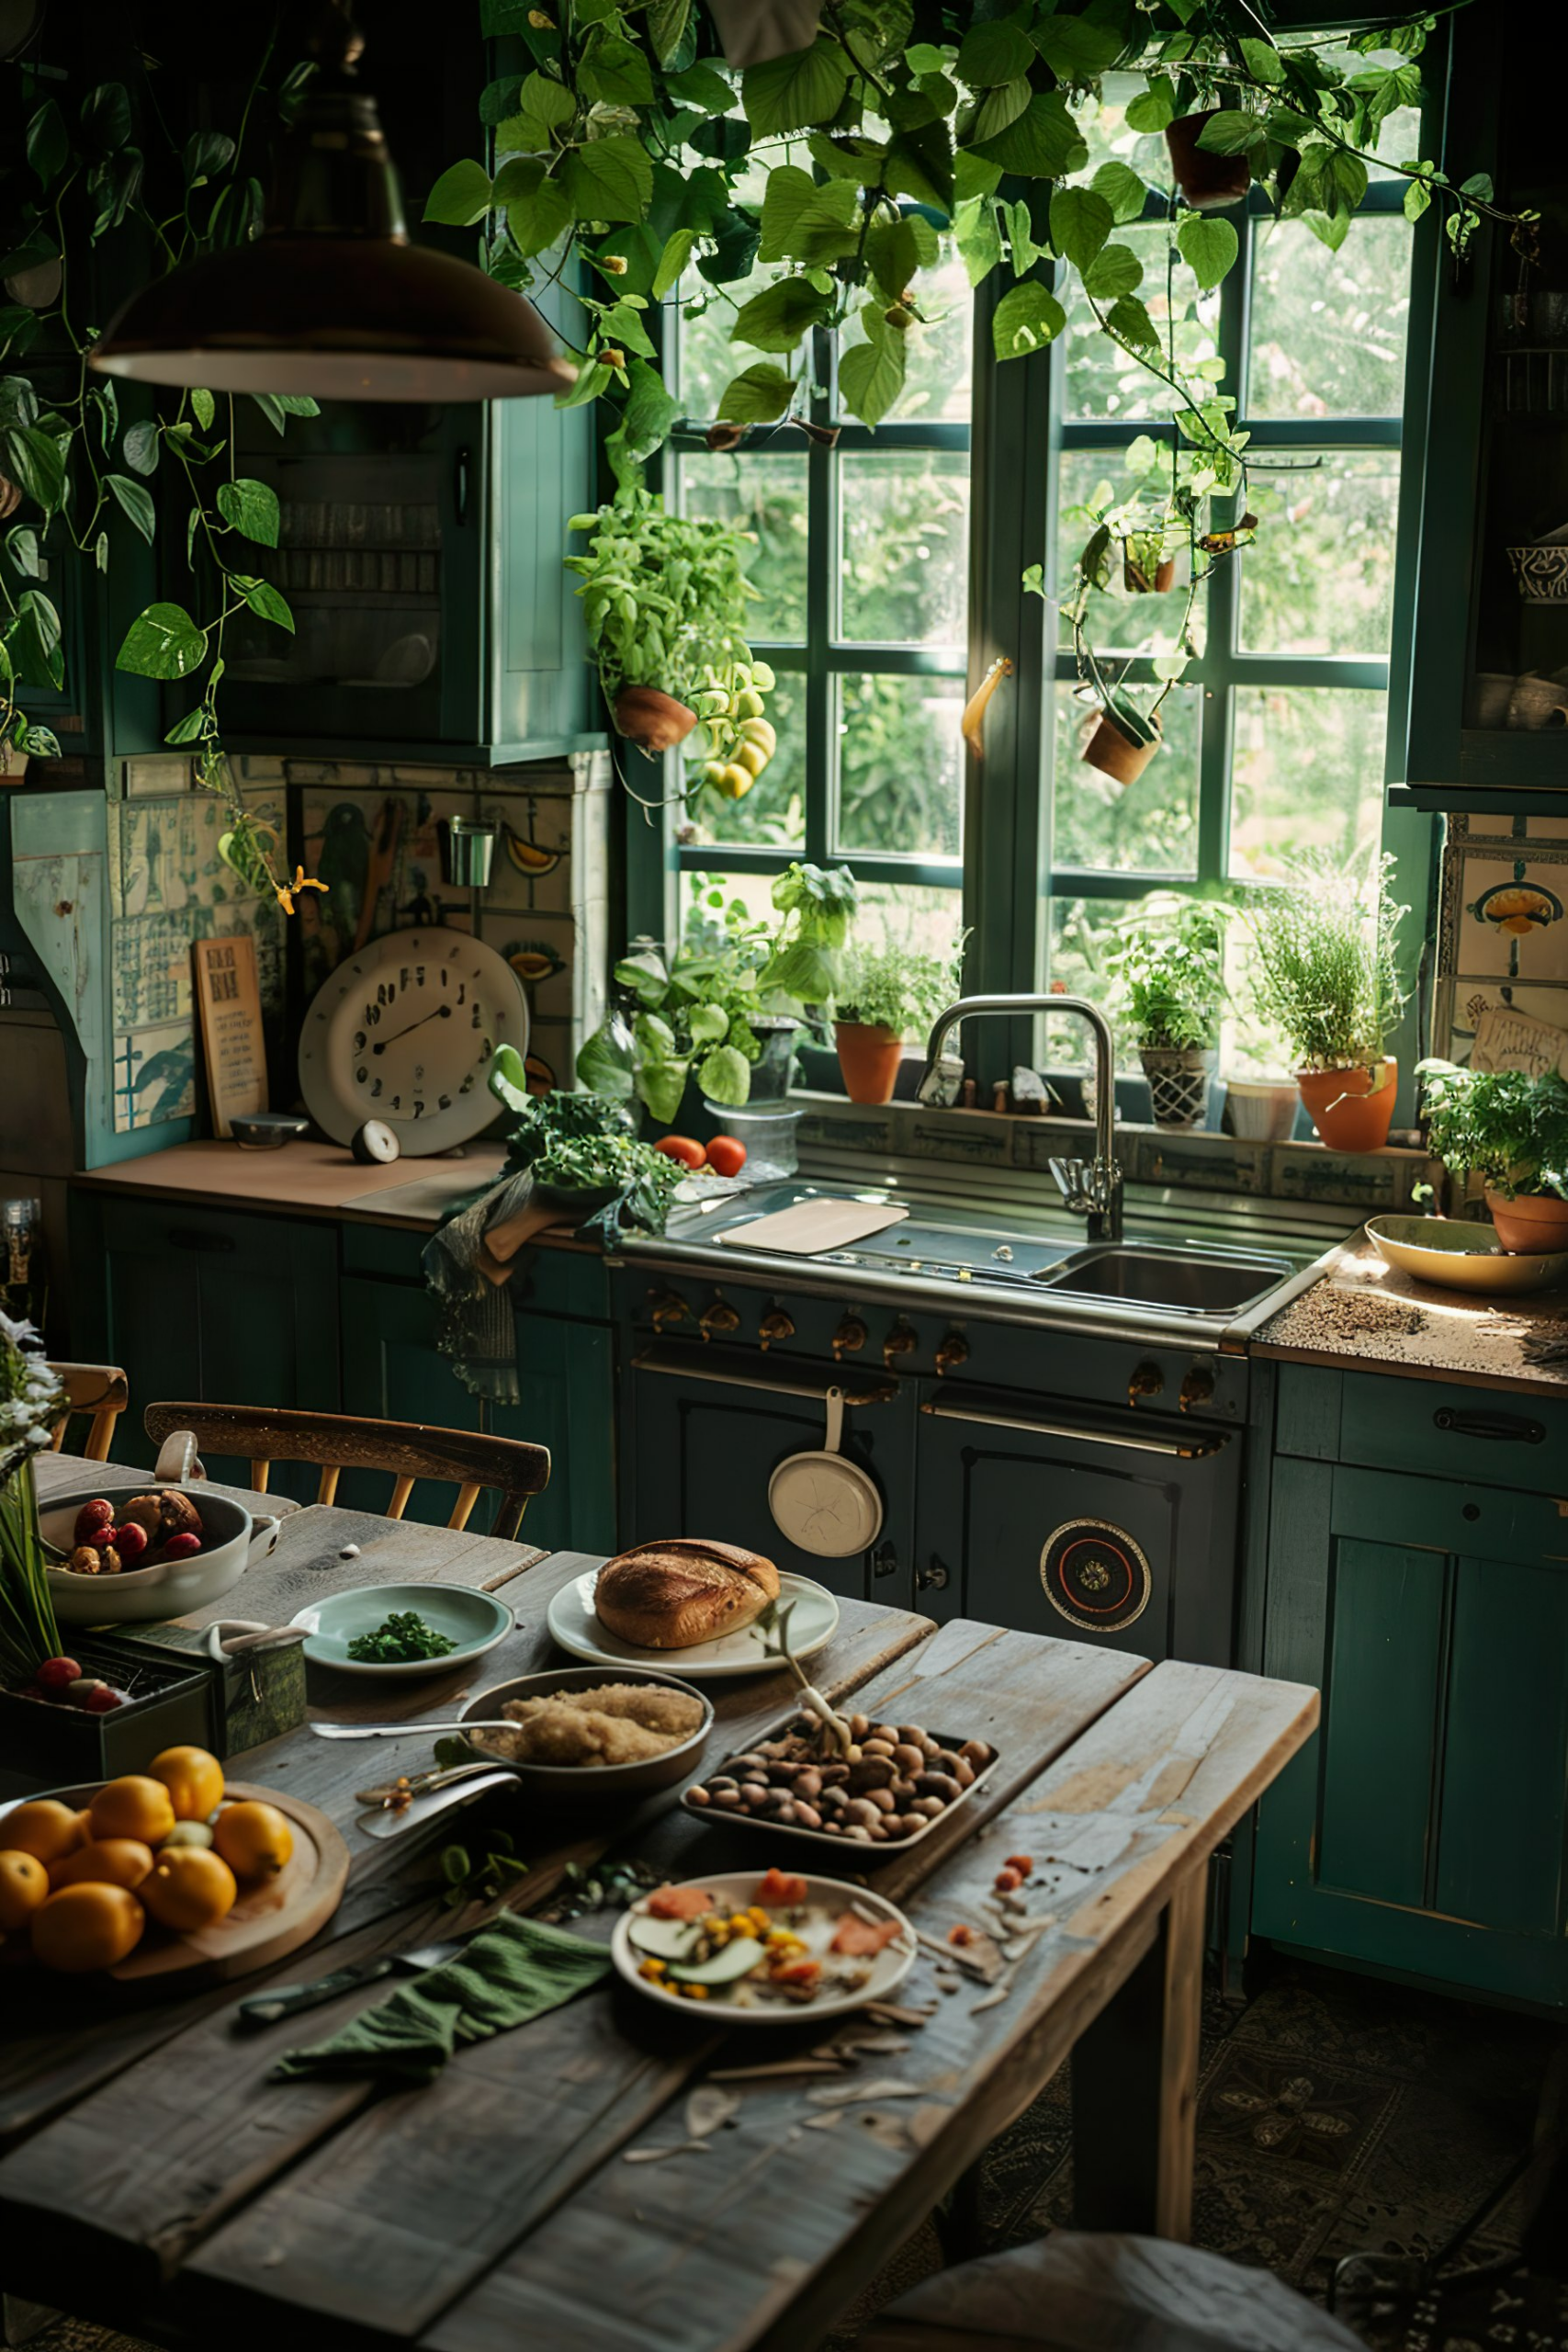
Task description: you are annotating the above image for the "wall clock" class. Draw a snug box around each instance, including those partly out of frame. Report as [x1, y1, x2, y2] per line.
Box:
[298, 930, 529, 1156]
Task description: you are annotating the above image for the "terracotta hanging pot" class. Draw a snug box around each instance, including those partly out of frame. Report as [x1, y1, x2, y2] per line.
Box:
[1483, 1186, 1568, 1254]
[704, 0, 825, 66]
[1122, 548, 1177, 594]
[835, 1020, 904, 1106]
[612, 685, 698, 752]
[1296, 1057, 1397, 1153]
[1166, 111, 1251, 210]
[1081, 707, 1161, 786]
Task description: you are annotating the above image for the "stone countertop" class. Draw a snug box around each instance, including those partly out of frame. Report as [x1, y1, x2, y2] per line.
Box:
[1255, 1232, 1568, 1396]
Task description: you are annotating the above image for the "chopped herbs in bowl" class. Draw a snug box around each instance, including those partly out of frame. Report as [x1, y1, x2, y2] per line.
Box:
[289, 1583, 513, 1679]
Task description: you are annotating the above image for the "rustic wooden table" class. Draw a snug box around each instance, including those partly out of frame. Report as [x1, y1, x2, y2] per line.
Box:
[0, 1526, 1318, 2352]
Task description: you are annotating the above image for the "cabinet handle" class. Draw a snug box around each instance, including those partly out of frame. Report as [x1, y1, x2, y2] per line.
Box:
[1432, 1407, 1545, 1445]
[454, 444, 471, 526]
[166, 1227, 235, 1254]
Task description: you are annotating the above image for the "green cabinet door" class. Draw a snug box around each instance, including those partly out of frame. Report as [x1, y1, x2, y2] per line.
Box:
[1254, 1457, 1568, 2005]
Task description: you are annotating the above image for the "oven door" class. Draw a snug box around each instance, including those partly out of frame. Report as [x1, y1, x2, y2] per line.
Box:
[914, 1383, 1240, 1666]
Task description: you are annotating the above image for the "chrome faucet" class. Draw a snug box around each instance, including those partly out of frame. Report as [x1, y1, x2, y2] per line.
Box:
[916, 993, 1123, 1244]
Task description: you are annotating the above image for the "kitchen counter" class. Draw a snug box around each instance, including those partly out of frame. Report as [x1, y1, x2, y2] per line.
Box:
[1255, 1231, 1568, 1395]
[76, 1137, 511, 1228]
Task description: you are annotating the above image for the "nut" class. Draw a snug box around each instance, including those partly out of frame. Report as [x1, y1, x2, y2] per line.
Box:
[844, 1797, 882, 1829]
[793, 1802, 821, 1830]
[68, 1545, 103, 1574]
[872, 1724, 900, 1747]
[849, 1756, 895, 1792]
[959, 1739, 994, 1768]
[892, 1743, 925, 1775]
[910, 1795, 944, 1818]
[795, 1769, 822, 1800]
[849, 1713, 870, 1741]
[686, 1785, 711, 1806]
[952, 1756, 976, 1787]
[896, 1725, 929, 1747]
[861, 1738, 897, 1761]
[864, 1786, 897, 1813]
[914, 1770, 962, 1804]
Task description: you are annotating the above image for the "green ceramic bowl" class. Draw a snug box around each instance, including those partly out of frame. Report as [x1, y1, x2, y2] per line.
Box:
[288, 1582, 513, 1678]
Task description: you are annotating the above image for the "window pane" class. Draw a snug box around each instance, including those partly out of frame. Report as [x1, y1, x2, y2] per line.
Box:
[1238, 449, 1400, 657]
[676, 450, 807, 641]
[848, 879, 965, 962]
[1055, 449, 1207, 657]
[1228, 686, 1388, 877]
[840, 450, 968, 646]
[835, 673, 964, 860]
[834, 236, 972, 425]
[1247, 217, 1412, 418]
[1050, 683, 1199, 874]
[688, 671, 806, 852]
[1044, 895, 1136, 1068]
[1063, 222, 1220, 423]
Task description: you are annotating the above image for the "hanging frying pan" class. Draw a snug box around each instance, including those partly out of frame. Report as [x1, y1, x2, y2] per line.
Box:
[768, 1385, 884, 1558]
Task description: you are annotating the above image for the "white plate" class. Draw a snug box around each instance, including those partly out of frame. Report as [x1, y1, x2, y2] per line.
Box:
[612, 1870, 915, 2024]
[547, 1568, 840, 1680]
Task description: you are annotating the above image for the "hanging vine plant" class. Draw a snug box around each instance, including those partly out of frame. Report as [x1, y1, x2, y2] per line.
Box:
[0, 32, 318, 907]
[433, 0, 1533, 796]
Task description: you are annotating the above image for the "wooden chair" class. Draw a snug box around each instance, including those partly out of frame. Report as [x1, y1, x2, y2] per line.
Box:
[142, 1403, 550, 1542]
[47, 1362, 130, 1463]
[860, 2234, 1365, 2352]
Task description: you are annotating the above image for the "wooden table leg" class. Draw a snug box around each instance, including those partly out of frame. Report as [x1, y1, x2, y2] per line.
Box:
[1070, 1856, 1208, 2242]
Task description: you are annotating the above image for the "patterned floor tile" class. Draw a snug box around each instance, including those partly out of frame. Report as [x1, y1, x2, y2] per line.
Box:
[1199, 2041, 1400, 2180]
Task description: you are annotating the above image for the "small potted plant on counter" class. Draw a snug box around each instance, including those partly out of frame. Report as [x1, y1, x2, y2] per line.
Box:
[564, 488, 774, 770]
[1109, 901, 1226, 1131]
[1416, 1062, 1568, 1252]
[1247, 854, 1407, 1152]
[833, 933, 967, 1107]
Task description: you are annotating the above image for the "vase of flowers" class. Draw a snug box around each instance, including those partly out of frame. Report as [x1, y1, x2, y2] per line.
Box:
[0, 1311, 65, 1695]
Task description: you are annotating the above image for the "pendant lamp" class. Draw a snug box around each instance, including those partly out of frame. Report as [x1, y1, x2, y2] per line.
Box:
[90, 3, 575, 402]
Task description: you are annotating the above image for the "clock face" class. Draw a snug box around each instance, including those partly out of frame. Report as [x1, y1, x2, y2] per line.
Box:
[298, 930, 530, 1155]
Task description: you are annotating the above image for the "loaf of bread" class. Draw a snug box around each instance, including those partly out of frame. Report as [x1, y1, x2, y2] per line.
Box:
[593, 1539, 781, 1650]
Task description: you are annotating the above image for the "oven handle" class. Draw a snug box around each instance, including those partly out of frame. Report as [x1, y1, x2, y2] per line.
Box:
[920, 1392, 1230, 1459]
[630, 1341, 896, 1408]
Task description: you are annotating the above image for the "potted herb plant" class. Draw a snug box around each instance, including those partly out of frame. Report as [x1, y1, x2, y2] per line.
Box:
[564, 490, 774, 768]
[1416, 1062, 1568, 1252]
[1247, 854, 1408, 1153]
[833, 935, 966, 1107]
[1109, 903, 1226, 1131]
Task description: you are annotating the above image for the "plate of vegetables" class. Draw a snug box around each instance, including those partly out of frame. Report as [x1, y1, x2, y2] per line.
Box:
[612, 1867, 915, 2021]
[288, 1584, 513, 1679]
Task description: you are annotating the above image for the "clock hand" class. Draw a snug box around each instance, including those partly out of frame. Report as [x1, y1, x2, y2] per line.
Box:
[370, 1004, 455, 1056]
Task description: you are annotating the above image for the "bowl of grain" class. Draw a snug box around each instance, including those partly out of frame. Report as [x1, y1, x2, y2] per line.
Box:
[458, 1665, 714, 1798]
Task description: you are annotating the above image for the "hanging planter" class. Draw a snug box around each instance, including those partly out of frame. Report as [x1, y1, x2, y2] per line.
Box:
[1297, 1058, 1398, 1153]
[1122, 537, 1176, 594]
[1082, 705, 1162, 787]
[704, 0, 825, 66]
[612, 685, 698, 753]
[1166, 112, 1252, 210]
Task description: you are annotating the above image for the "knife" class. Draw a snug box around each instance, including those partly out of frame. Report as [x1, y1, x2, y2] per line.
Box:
[234, 1937, 467, 2029]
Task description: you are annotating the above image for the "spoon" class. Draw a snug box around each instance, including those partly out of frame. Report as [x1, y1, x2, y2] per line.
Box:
[311, 1719, 511, 1741]
[357, 1770, 518, 1839]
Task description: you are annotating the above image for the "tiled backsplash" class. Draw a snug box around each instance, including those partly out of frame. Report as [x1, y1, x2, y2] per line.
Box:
[1433, 808, 1568, 1077]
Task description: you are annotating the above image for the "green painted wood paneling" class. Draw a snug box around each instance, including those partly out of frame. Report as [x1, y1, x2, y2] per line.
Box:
[1317, 1538, 1444, 1909]
[1260, 1454, 1334, 1682]
[1438, 1555, 1568, 1937]
[1274, 1365, 1344, 1463]
[502, 1309, 617, 1556]
[340, 1273, 483, 1529]
[1336, 1373, 1568, 1491]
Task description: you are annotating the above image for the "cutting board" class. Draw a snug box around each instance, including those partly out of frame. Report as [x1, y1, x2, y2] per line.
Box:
[718, 1199, 909, 1255]
[0, 1780, 349, 1989]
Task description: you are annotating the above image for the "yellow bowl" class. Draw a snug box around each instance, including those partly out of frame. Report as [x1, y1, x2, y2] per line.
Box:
[1366, 1216, 1568, 1295]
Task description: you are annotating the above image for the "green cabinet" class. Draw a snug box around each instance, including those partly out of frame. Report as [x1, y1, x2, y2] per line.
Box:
[1253, 1435, 1568, 2006]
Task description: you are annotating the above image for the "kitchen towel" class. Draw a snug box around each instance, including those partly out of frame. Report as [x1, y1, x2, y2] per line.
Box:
[269, 1912, 613, 2085]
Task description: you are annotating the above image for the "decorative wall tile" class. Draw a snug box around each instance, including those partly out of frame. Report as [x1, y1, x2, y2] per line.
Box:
[1447, 854, 1568, 981]
[112, 1019, 197, 1131]
[1432, 975, 1568, 1074]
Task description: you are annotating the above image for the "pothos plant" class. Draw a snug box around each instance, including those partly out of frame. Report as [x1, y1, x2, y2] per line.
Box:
[0, 39, 323, 910]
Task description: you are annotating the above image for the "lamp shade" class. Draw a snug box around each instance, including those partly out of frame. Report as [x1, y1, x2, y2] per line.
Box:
[90, 13, 575, 402]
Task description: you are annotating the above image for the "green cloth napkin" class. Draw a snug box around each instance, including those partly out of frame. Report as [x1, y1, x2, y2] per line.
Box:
[270, 1913, 613, 2086]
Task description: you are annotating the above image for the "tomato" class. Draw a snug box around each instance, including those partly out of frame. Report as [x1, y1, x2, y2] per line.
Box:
[648, 1884, 717, 1919]
[756, 1868, 808, 1907]
[705, 1135, 747, 1179]
[653, 1136, 706, 1170]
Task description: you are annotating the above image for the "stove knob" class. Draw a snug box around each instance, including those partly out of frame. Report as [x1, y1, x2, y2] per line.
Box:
[934, 1331, 969, 1376]
[698, 1295, 740, 1341]
[758, 1307, 795, 1352]
[1128, 1361, 1164, 1408]
[648, 1289, 690, 1332]
[831, 1313, 868, 1361]
[883, 1320, 918, 1369]
[1179, 1361, 1215, 1413]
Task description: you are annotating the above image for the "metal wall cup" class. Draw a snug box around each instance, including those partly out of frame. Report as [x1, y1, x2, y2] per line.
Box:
[438, 816, 496, 888]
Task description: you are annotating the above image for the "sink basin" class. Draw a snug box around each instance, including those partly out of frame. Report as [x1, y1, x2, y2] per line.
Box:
[1041, 1245, 1293, 1315]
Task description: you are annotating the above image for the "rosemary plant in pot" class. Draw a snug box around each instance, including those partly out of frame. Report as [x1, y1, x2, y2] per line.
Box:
[1416, 1063, 1568, 1254]
[834, 935, 966, 1107]
[1109, 902, 1226, 1131]
[1247, 855, 1408, 1153]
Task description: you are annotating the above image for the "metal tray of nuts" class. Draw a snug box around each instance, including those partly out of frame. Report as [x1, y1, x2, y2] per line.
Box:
[680, 1703, 999, 1855]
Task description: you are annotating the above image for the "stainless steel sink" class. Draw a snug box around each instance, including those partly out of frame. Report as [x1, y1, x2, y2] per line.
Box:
[1040, 1244, 1294, 1315]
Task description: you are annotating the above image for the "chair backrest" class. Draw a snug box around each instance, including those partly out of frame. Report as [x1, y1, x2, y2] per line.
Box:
[47, 1363, 130, 1464]
[141, 1403, 550, 1542]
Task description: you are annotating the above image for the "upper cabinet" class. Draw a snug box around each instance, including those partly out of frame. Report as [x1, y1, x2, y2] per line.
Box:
[1403, 5, 1568, 804]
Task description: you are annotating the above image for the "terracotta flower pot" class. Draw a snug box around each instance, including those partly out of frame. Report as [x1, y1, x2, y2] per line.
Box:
[1123, 550, 1177, 594]
[835, 1020, 904, 1106]
[1296, 1057, 1397, 1153]
[1165, 111, 1251, 210]
[1483, 1186, 1568, 1254]
[612, 685, 698, 752]
[1081, 708, 1161, 786]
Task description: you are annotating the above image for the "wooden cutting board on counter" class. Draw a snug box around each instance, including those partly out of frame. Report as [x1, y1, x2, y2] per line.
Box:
[718, 1198, 909, 1255]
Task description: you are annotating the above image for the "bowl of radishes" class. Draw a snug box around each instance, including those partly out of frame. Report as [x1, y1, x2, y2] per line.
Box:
[40, 1480, 281, 1623]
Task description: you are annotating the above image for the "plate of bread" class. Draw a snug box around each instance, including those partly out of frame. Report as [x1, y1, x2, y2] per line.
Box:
[547, 1539, 840, 1679]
